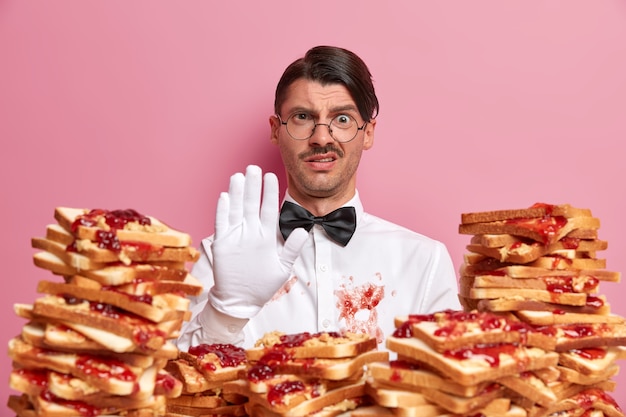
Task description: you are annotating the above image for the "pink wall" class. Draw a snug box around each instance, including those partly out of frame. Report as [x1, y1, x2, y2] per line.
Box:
[2, 0, 625, 406]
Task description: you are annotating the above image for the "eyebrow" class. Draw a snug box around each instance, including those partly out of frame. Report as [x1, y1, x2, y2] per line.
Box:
[286, 105, 360, 117]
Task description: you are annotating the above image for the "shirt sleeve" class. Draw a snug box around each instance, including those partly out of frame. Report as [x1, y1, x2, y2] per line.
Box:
[175, 237, 249, 351]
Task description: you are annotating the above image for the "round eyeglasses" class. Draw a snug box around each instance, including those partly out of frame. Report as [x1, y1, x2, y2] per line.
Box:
[277, 113, 368, 143]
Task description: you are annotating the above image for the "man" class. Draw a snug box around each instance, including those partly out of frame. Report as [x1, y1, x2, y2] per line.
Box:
[177, 46, 460, 350]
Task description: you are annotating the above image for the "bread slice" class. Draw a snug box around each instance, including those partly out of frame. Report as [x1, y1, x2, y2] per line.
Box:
[367, 361, 491, 397]
[553, 322, 626, 352]
[249, 350, 388, 381]
[460, 204, 592, 225]
[225, 378, 366, 417]
[527, 255, 606, 270]
[470, 228, 599, 248]
[36, 280, 187, 323]
[557, 364, 619, 385]
[247, 331, 377, 360]
[55, 206, 192, 247]
[515, 310, 624, 326]
[496, 371, 557, 407]
[468, 287, 588, 306]
[472, 295, 611, 315]
[363, 380, 432, 408]
[459, 214, 600, 245]
[45, 223, 199, 265]
[385, 335, 559, 386]
[166, 403, 247, 417]
[558, 346, 626, 375]
[178, 343, 248, 382]
[9, 336, 144, 396]
[461, 263, 621, 282]
[33, 250, 189, 285]
[395, 310, 556, 352]
[466, 275, 601, 297]
[467, 237, 607, 264]
[31, 294, 182, 351]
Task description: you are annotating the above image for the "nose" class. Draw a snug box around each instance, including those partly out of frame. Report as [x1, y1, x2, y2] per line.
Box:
[309, 122, 335, 145]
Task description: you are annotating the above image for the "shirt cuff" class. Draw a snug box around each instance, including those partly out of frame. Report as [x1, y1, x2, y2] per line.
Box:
[197, 301, 249, 345]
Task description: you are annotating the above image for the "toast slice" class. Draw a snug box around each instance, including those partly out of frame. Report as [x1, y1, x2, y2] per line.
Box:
[385, 335, 559, 386]
[33, 250, 189, 285]
[247, 331, 377, 360]
[55, 206, 192, 247]
[459, 213, 600, 245]
[515, 310, 624, 326]
[36, 280, 188, 323]
[558, 346, 626, 375]
[553, 322, 626, 352]
[178, 343, 248, 382]
[394, 310, 556, 352]
[46, 223, 199, 265]
[460, 203, 593, 225]
[248, 349, 388, 381]
[165, 358, 230, 395]
[367, 360, 491, 397]
[225, 377, 366, 417]
[466, 237, 607, 264]
[471, 295, 611, 315]
[31, 294, 182, 351]
[9, 337, 145, 396]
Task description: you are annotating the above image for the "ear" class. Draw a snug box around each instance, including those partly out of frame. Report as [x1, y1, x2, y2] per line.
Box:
[269, 115, 280, 145]
[362, 118, 375, 150]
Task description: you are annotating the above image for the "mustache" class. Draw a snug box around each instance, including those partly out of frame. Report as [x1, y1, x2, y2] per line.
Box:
[299, 145, 345, 159]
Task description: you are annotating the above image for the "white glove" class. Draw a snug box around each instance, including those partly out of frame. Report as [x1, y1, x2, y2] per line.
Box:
[208, 165, 309, 318]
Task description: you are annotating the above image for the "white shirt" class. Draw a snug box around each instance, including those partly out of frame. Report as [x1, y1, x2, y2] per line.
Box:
[176, 191, 461, 351]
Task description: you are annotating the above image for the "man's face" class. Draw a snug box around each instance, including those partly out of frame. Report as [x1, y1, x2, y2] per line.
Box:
[270, 79, 375, 205]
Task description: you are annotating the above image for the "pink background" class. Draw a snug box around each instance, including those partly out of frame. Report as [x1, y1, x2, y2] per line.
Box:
[1, 1, 625, 406]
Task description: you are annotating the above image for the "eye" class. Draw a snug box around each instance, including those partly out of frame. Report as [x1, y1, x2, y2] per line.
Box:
[333, 114, 354, 128]
[290, 112, 314, 124]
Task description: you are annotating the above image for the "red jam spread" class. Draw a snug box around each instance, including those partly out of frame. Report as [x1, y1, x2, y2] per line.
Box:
[76, 356, 136, 382]
[72, 209, 151, 232]
[443, 343, 517, 367]
[70, 209, 152, 253]
[571, 347, 607, 360]
[188, 344, 246, 370]
[40, 390, 102, 417]
[504, 211, 567, 244]
[267, 380, 307, 405]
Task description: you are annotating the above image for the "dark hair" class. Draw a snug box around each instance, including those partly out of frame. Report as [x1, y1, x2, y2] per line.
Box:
[274, 46, 379, 122]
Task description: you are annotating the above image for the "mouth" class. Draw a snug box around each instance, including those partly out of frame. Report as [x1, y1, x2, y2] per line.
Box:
[303, 152, 339, 163]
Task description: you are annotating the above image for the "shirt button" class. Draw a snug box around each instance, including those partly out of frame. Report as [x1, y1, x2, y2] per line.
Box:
[322, 319, 330, 328]
[319, 264, 328, 272]
[227, 325, 238, 333]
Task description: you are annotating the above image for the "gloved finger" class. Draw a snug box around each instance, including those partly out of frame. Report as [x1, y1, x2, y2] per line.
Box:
[260, 172, 279, 230]
[279, 227, 309, 271]
[228, 172, 245, 227]
[243, 165, 263, 225]
[214, 192, 230, 239]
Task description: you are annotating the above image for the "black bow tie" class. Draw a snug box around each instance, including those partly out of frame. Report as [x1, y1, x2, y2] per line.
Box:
[279, 201, 357, 247]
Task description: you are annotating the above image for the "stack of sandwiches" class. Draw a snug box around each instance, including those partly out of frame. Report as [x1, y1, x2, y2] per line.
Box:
[224, 331, 387, 417]
[456, 203, 625, 415]
[367, 310, 559, 417]
[164, 343, 249, 417]
[8, 207, 203, 416]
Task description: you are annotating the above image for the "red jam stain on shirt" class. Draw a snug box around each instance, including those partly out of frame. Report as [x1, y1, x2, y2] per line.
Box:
[334, 281, 384, 343]
[271, 276, 299, 302]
